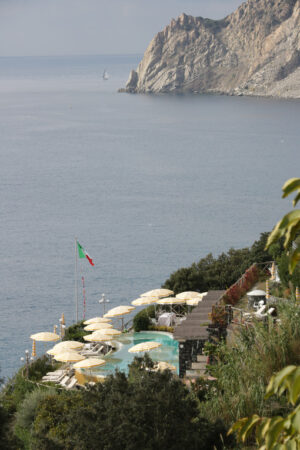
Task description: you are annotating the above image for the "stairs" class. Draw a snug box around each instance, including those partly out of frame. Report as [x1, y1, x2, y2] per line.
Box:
[186, 354, 207, 378]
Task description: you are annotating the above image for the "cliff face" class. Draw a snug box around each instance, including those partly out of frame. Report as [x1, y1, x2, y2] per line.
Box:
[123, 0, 300, 98]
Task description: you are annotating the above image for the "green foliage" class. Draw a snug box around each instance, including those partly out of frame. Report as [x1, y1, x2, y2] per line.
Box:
[133, 309, 151, 332]
[132, 305, 156, 332]
[14, 388, 56, 448]
[32, 360, 232, 450]
[28, 356, 57, 382]
[277, 252, 300, 291]
[198, 301, 300, 427]
[266, 177, 300, 273]
[163, 233, 272, 294]
[1, 371, 36, 416]
[229, 365, 300, 448]
[63, 321, 87, 342]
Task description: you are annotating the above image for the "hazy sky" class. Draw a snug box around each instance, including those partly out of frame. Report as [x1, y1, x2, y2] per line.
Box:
[0, 0, 243, 56]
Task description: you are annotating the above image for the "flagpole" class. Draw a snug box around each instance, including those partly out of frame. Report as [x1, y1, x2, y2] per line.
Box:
[75, 237, 79, 323]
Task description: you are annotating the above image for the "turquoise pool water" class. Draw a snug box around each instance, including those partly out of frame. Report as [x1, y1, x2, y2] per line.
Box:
[91, 331, 179, 376]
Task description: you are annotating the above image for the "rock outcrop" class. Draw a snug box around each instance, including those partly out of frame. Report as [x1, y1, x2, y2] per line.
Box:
[121, 0, 300, 98]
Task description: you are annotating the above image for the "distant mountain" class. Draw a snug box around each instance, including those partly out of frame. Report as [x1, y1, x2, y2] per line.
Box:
[121, 0, 300, 98]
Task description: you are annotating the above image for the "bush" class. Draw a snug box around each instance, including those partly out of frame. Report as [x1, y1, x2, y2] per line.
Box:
[32, 358, 234, 449]
[133, 310, 151, 332]
[63, 321, 87, 342]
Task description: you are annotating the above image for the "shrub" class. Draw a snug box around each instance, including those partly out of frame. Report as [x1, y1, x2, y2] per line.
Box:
[133, 310, 151, 332]
[63, 321, 87, 342]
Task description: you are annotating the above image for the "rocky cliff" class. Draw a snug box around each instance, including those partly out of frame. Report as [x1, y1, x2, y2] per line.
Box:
[122, 0, 300, 98]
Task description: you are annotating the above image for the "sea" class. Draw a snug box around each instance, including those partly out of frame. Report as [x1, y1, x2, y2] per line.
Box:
[0, 54, 299, 380]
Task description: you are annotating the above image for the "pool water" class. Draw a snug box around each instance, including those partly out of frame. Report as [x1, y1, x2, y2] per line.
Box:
[91, 331, 179, 376]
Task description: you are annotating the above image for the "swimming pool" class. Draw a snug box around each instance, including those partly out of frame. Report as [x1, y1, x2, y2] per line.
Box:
[91, 331, 179, 377]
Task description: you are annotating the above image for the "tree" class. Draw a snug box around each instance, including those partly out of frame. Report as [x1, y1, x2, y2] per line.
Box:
[266, 177, 300, 273]
[32, 357, 230, 449]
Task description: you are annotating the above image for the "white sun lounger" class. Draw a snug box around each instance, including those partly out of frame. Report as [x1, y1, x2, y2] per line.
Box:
[66, 377, 77, 390]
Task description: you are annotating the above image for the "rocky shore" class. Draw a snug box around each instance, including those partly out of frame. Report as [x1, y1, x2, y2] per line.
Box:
[121, 0, 300, 98]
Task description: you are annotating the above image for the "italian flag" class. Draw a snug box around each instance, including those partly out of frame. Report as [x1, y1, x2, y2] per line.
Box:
[77, 241, 94, 266]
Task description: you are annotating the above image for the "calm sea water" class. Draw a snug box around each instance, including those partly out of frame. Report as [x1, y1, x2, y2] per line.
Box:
[0, 55, 299, 380]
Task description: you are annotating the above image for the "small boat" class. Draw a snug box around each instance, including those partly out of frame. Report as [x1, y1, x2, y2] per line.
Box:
[103, 69, 109, 81]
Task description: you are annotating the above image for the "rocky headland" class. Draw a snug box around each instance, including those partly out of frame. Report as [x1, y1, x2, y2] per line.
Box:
[121, 0, 300, 98]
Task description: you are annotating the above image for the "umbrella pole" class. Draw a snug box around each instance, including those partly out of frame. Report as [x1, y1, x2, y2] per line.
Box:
[75, 237, 79, 323]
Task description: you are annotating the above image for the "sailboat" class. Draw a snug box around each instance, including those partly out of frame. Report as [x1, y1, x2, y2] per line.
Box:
[102, 69, 109, 81]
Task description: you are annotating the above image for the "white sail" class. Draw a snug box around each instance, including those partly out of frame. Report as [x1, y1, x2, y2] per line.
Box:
[103, 69, 109, 80]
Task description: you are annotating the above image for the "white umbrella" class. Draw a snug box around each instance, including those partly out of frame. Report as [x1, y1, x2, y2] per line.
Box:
[83, 317, 112, 325]
[156, 297, 186, 305]
[131, 297, 158, 306]
[83, 333, 113, 342]
[104, 305, 135, 330]
[104, 306, 135, 317]
[84, 323, 113, 332]
[53, 350, 85, 363]
[47, 341, 84, 355]
[128, 341, 161, 353]
[92, 328, 121, 336]
[176, 291, 203, 300]
[30, 332, 60, 342]
[73, 358, 106, 369]
[141, 289, 173, 298]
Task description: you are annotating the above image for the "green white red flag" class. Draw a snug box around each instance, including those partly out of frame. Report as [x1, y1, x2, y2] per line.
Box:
[77, 241, 94, 266]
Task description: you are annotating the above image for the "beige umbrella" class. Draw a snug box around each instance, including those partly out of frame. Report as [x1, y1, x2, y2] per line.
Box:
[104, 305, 135, 330]
[155, 361, 176, 372]
[47, 341, 84, 355]
[104, 305, 135, 317]
[141, 289, 173, 298]
[30, 332, 60, 342]
[186, 298, 202, 306]
[176, 291, 203, 300]
[92, 328, 121, 336]
[83, 317, 111, 325]
[53, 350, 85, 363]
[128, 341, 161, 353]
[156, 297, 186, 305]
[73, 358, 106, 369]
[83, 333, 114, 342]
[84, 323, 113, 332]
[131, 297, 158, 306]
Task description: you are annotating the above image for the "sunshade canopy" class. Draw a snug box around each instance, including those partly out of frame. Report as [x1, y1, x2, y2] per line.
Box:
[53, 350, 85, 363]
[104, 305, 135, 317]
[47, 341, 84, 355]
[92, 328, 121, 336]
[131, 297, 158, 306]
[176, 291, 202, 300]
[83, 333, 113, 342]
[156, 297, 186, 305]
[83, 317, 112, 325]
[30, 332, 60, 342]
[128, 341, 161, 353]
[141, 289, 174, 298]
[84, 323, 113, 331]
[186, 298, 201, 306]
[247, 290, 266, 296]
[155, 361, 176, 372]
[73, 358, 106, 369]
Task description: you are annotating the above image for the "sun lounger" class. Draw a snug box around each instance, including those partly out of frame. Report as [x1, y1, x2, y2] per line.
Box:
[60, 375, 71, 388]
[42, 371, 67, 383]
[66, 377, 77, 390]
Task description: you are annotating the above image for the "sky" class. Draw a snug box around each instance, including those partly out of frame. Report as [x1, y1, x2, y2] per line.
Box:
[0, 0, 243, 56]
